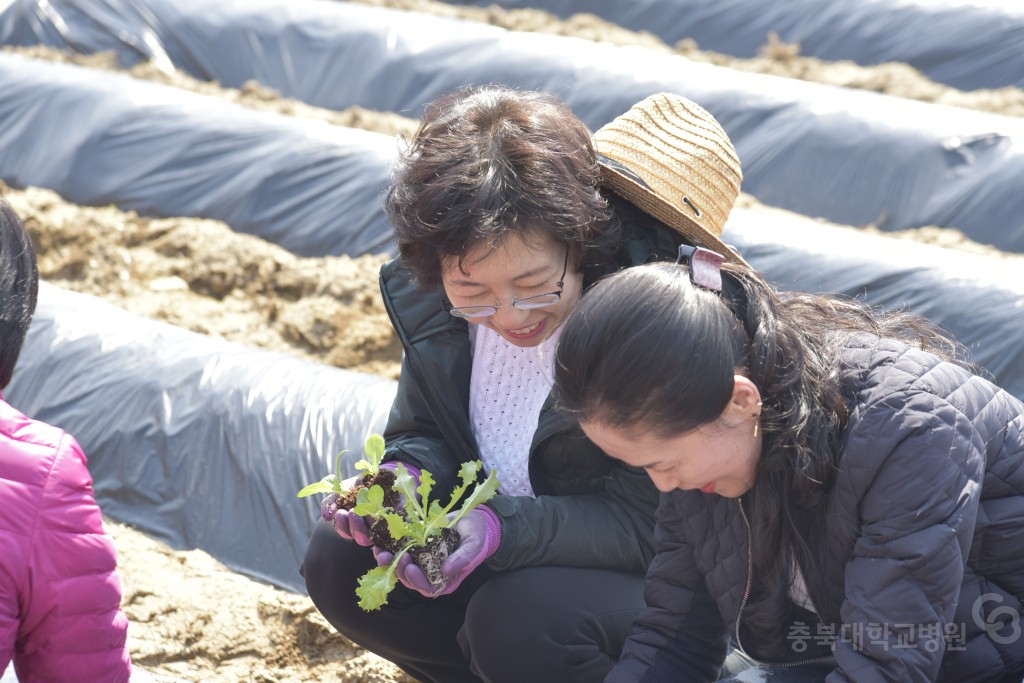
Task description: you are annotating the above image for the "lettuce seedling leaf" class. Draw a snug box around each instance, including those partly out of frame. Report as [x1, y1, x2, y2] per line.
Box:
[352, 485, 386, 517]
[427, 499, 445, 522]
[383, 512, 413, 542]
[365, 433, 386, 463]
[449, 468, 500, 526]
[356, 564, 399, 611]
[296, 479, 338, 498]
[442, 461, 482, 515]
[354, 433, 387, 476]
[405, 518, 430, 545]
[415, 470, 435, 514]
[296, 448, 350, 498]
[457, 460, 482, 482]
[393, 464, 422, 517]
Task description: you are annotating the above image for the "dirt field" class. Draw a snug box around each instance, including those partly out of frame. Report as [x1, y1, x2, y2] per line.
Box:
[3, 2, 1020, 680]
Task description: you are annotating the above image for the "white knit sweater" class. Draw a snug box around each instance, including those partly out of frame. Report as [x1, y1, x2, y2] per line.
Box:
[468, 324, 562, 498]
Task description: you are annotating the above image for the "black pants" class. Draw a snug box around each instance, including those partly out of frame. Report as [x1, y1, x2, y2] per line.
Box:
[301, 520, 645, 683]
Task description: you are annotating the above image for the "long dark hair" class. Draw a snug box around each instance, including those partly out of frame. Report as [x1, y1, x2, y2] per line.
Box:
[385, 85, 620, 288]
[554, 261, 965, 653]
[0, 196, 39, 390]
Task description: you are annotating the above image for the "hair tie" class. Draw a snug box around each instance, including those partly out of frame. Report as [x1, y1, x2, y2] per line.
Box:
[676, 244, 724, 292]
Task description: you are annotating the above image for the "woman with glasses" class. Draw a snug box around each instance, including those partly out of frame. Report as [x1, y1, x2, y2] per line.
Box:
[553, 256, 1024, 682]
[302, 86, 745, 683]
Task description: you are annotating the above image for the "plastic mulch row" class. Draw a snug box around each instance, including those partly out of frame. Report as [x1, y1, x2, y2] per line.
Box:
[2, 0, 1024, 251]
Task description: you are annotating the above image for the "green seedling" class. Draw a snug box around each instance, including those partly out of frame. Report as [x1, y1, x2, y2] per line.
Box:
[297, 434, 397, 520]
[355, 460, 500, 611]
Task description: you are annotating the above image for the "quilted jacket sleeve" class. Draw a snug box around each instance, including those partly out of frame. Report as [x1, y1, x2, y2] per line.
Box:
[381, 352, 465, 490]
[827, 389, 985, 682]
[606, 494, 729, 682]
[10, 432, 131, 683]
[487, 458, 658, 573]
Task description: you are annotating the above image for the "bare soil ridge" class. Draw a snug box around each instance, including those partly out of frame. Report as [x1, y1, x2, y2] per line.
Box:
[108, 519, 414, 682]
[5, 183, 403, 379]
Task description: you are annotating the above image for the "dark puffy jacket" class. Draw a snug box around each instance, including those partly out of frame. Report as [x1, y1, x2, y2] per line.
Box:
[609, 335, 1024, 683]
[377, 198, 684, 572]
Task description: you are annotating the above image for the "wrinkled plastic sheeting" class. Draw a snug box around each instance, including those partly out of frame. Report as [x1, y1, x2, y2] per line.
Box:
[5, 283, 399, 593]
[724, 210, 1024, 403]
[0, 53, 396, 259]
[3, 2, 1024, 253]
[446, 0, 1024, 92]
[5, 50, 1024, 407]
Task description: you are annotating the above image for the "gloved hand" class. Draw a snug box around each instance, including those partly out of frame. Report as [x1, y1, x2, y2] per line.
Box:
[373, 546, 432, 593]
[330, 462, 422, 546]
[438, 505, 502, 594]
[331, 475, 373, 545]
[374, 505, 502, 597]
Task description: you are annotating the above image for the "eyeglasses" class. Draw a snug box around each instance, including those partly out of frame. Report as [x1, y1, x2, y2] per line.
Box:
[445, 249, 569, 319]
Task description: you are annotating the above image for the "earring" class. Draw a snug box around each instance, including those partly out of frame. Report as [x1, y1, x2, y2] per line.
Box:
[753, 418, 759, 439]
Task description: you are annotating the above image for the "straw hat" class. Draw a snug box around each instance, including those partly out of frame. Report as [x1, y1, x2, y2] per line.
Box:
[595, 92, 746, 265]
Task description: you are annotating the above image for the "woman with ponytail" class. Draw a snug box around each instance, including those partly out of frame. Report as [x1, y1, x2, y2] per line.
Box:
[554, 252, 1024, 682]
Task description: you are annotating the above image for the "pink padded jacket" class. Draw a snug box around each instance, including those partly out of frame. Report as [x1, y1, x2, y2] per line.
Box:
[0, 394, 131, 682]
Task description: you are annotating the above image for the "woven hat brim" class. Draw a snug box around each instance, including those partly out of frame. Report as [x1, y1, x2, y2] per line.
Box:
[599, 161, 748, 267]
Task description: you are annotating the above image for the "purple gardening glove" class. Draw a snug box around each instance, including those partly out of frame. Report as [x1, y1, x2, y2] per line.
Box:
[373, 545, 430, 592]
[331, 462, 422, 547]
[375, 505, 502, 598]
[331, 475, 373, 545]
[381, 461, 421, 486]
[438, 505, 502, 594]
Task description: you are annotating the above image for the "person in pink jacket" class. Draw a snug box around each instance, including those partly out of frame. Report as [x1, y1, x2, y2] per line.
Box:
[0, 196, 132, 682]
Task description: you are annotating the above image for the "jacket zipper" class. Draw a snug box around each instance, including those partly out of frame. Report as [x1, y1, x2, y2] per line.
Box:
[378, 272, 477, 465]
[735, 497, 754, 657]
[735, 498, 835, 667]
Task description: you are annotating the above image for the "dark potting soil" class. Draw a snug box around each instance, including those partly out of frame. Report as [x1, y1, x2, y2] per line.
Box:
[340, 468, 400, 510]
[368, 516, 462, 590]
[369, 516, 404, 554]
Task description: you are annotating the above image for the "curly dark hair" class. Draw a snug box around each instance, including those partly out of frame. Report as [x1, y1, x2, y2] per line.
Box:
[384, 85, 620, 288]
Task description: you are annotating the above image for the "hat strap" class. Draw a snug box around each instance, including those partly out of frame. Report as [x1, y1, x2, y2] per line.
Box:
[596, 153, 653, 191]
